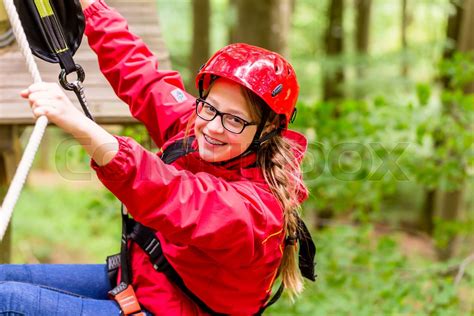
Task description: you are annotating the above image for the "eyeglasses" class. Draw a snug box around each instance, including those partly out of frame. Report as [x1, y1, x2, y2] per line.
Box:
[195, 98, 258, 134]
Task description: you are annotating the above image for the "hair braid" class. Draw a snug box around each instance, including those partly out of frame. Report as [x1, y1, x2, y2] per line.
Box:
[257, 135, 305, 299]
[244, 88, 307, 299]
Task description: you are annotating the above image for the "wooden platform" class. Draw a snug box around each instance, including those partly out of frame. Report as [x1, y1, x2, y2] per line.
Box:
[0, 0, 172, 125]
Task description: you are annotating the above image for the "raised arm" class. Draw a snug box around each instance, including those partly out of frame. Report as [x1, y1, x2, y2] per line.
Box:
[82, 0, 195, 148]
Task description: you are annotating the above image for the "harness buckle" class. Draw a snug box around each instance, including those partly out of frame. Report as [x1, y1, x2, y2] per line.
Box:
[108, 282, 144, 316]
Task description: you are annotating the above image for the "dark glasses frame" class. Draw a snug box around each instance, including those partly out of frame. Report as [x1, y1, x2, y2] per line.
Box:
[195, 98, 258, 134]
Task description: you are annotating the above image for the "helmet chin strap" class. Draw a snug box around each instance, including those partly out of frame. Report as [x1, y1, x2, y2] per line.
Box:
[198, 75, 219, 98]
[248, 108, 276, 151]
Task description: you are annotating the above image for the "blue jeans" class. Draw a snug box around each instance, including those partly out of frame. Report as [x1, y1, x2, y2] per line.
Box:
[0, 264, 151, 315]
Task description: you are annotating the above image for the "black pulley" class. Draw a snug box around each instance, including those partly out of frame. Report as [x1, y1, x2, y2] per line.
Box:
[13, 0, 84, 75]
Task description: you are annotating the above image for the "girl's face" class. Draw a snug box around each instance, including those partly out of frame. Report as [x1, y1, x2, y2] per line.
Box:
[194, 78, 258, 163]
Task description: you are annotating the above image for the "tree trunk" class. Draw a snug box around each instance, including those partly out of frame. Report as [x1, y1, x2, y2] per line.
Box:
[228, 0, 238, 44]
[458, 0, 474, 92]
[441, 0, 464, 85]
[323, 0, 345, 101]
[419, 189, 436, 235]
[354, 0, 371, 97]
[188, 0, 211, 91]
[355, 0, 371, 55]
[400, 0, 409, 77]
[38, 130, 50, 170]
[233, 0, 293, 57]
[434, 0, 472, 260]
[0, 126, 21, 263]
[437, 190, 464, 260]
[420, 0, 464, 237]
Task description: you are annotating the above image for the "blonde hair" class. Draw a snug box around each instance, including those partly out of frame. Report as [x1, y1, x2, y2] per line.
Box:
[243, 88, 306, 300]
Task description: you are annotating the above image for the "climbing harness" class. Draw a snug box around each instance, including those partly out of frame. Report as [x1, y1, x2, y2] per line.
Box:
[107, 137, 317, 315]
[0, 0, 92, 241]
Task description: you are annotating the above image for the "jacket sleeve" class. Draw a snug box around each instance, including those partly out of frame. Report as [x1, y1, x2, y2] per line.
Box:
[91, 136, 271, 261]
[83, 0, 194, 148]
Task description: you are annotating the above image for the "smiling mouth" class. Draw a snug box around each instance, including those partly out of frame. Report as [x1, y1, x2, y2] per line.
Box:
[204, 134, 226, 146]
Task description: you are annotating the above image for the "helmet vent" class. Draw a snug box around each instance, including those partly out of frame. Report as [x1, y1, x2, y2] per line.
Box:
[272, 84, 283, 97]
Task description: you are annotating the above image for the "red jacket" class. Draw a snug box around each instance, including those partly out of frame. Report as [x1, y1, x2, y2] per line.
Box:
[84, 1, 308, 315]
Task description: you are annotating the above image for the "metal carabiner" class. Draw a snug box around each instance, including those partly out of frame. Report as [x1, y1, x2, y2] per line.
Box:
[70, 80, 94, 121]
[58, 64, 94, 120]
[59, 64, 85, 91]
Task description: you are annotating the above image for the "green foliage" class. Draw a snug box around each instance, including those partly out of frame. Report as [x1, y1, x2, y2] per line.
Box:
[121, 125, 154, 148]
[413, 52, 474, 191]
[433, 216, 474, 249]
[440, 52, 474, 89]
[12, 186, 120, 263]
[53, 131, 91, 174]
[269, 224, 471, 315]
[296, 96, 414, 217]
[294, 51, 473, 235]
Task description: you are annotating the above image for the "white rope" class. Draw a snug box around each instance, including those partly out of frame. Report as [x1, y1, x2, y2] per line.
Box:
[0, 0, 49, 241]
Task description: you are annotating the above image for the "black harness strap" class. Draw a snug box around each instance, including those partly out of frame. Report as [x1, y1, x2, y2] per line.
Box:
[120, 208, 132, 285]
[160, 136, 196, 164]
[255, 283, 285, 315]
[129, 221, 227, 316]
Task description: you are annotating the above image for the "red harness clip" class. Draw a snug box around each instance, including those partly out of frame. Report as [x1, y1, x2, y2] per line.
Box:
[109, 282, 145, 316]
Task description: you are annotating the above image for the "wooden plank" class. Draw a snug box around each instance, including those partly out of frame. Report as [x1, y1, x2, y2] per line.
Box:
[0, 50, 170, 72]
[0, 225, 11, 263]
[0, 99, 140, 125]
[0, 0, 172, 125]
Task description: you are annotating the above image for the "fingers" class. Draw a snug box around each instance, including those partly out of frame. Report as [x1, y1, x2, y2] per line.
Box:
[20, 82, 62, 99]
[31, 105, 49, 119]
[20, 82, 57, 119]
[29, 97, 54, 119]
[20, 89, 29, 98]
[28, 82, 58, 93]
[20, 82, 80, 125]
[21, 82, 66, 109]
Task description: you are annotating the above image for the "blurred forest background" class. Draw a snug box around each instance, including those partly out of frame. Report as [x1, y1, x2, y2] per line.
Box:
[4, 0, 474, 314]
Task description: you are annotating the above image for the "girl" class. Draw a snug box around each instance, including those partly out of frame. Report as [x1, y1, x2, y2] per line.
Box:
[0, 0, 315, 315]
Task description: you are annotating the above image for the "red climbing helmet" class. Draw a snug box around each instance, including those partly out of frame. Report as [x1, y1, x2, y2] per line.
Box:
[196, 43, 299, 128]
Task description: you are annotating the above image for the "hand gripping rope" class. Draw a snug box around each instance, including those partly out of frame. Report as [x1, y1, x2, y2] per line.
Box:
[0, 0, 92, 241]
